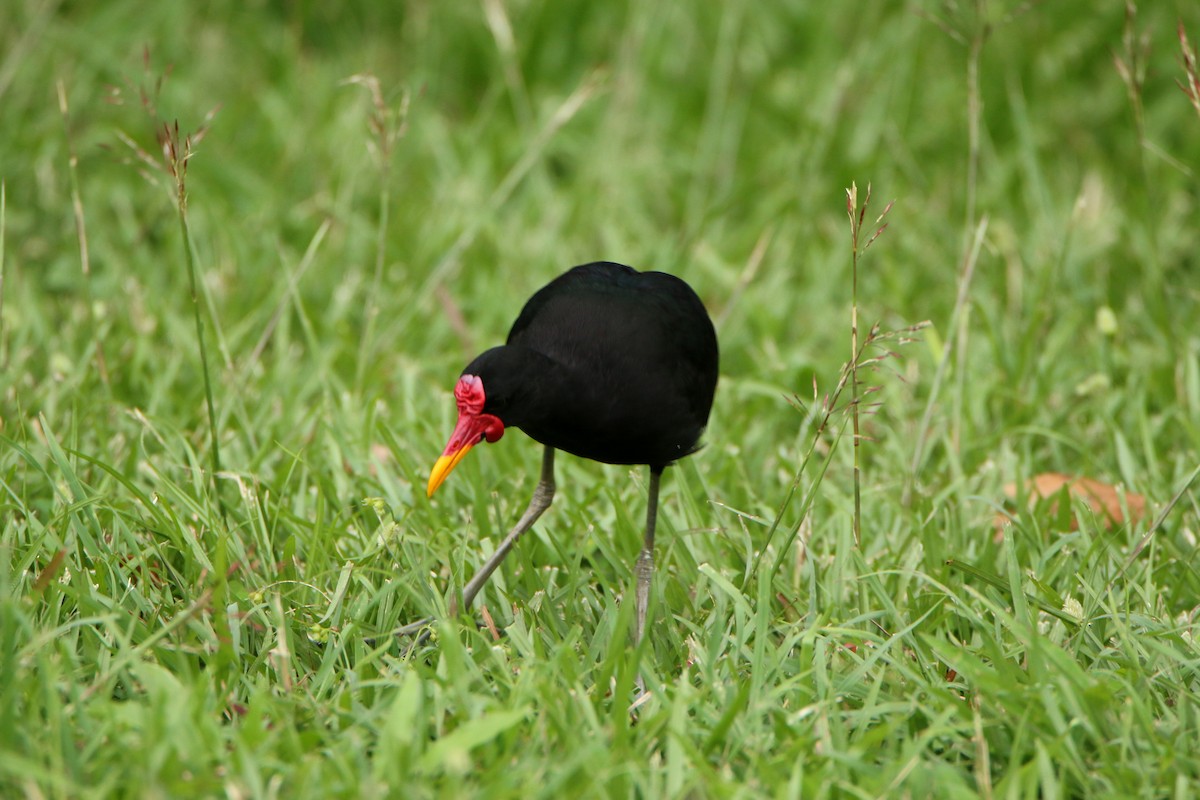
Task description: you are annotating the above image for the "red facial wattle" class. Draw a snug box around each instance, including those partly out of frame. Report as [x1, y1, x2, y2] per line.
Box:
[427, 374, 505, 496]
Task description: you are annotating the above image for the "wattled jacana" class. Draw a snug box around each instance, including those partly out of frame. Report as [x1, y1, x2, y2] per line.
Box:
[422, 261, 718, 646]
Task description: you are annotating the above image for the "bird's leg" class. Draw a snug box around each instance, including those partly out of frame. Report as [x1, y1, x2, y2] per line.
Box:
[452, 446, 556, 616]
[634, 467, 663, 648]
[397, 447, 555, 642]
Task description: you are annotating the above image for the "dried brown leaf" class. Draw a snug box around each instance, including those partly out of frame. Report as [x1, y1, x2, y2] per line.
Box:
[995, 472, 1147, 539]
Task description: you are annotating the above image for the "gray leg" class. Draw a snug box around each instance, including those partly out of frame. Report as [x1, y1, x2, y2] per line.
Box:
[634, 467, 663, 647]
[397, 446, 555, 640]
[455, 445, 556, 615]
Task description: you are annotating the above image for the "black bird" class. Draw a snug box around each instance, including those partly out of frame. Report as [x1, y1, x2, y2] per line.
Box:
[425, 261, 718, 645]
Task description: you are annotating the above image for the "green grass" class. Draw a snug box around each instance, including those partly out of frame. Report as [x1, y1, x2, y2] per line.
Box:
[3, 0, 1200, 797]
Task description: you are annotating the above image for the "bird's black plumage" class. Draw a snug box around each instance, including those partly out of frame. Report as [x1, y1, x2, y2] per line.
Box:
[423, 260, 718, 654]
[461, 261, 718, 469]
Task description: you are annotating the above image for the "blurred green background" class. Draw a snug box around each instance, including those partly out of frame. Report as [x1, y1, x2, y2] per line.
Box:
[2, 0, 1199, 797]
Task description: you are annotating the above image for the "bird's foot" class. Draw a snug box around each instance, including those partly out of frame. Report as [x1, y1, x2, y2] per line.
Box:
[392, 609, 504, 653]
[628, 676, 653, 718]
[393, 617, 436, 653]
[394, 617, 434, 637]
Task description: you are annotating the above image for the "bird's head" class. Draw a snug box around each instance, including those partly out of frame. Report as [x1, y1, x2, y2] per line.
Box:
[427, 373, 505, 496]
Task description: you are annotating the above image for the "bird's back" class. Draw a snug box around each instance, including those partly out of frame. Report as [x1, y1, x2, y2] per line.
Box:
[506, 262, 718, 469]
